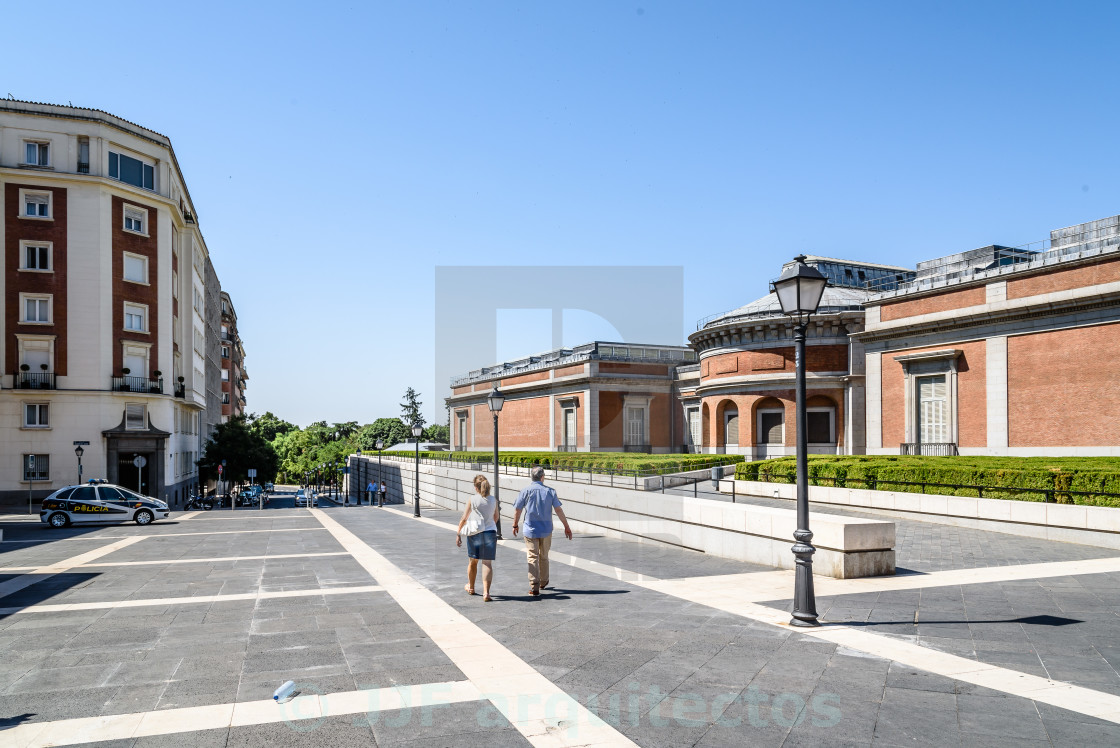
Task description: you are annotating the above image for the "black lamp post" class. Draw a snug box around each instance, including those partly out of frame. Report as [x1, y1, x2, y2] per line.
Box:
[356, 449, 362, 505]
[74, 445, 84, 485]
[27, 453, 36, 515]
[487, 385, 505, 539]
[412, 424, 423, 517]
[771, 254, 829, 628]
[375, 438, 384, 506]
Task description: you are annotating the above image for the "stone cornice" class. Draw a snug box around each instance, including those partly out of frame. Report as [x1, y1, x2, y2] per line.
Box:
[688, 312, 864, 354]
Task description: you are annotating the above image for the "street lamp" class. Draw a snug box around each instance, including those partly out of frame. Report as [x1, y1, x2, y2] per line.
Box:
[412, 424, 423, 517]
[74, 445, 85, 485]
[487, 385, 505, 539]
[356, 449, 363, 505]
[772, 254, 829, 628]
[375, 438, 384, 507]
[27, 454, 36, 515]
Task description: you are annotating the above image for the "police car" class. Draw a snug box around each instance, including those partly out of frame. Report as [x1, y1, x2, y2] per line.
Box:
[40, 481, 171, 528]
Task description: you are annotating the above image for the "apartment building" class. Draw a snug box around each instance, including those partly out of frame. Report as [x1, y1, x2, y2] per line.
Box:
[0, 100, 244, 506]
[220, 291, 247, 422]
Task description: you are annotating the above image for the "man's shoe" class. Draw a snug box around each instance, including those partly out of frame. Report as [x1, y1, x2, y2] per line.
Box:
[530, 587, 539, 596]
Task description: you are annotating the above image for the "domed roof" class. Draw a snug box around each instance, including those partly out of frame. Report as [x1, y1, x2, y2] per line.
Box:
[700, 285, 871, 329]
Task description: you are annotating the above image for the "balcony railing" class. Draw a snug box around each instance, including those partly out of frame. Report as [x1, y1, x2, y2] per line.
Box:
[900, 442, 958, 456]
[112, 375, 164, 394]
[556, 444, 579, 452]
[174, 381, 186, 398]
[623, 444, 652, 453]
[15, 371, 56, 390]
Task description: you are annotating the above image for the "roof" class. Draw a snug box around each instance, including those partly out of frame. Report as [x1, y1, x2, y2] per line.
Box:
[698, 285, 871, 329]
[784, 254, 912, 273]
[0, 97, 170, 143]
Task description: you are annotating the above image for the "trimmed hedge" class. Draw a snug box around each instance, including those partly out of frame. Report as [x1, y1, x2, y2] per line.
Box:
[379, 450, 743, 476]
[734, 456, 1120, 508]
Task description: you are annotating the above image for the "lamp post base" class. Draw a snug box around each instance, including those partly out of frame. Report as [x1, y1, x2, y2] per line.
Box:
[790, 530, 820, 627]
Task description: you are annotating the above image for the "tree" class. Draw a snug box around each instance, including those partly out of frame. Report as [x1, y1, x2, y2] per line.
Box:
[425, 423, 450, 444]
[198, 416, 279, 486]
[247, 411, 297, 442]
[400, 387, 426, 431]
[331, 421, 360, 441]
[357, 419, 411, 450]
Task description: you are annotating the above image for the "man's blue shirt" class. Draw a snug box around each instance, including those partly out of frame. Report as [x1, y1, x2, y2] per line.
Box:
[514, 481, 561, 538]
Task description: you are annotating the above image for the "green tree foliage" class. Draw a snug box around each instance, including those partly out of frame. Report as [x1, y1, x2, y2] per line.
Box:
[400, 387, 426, 430]
[198, 416, 279, 485]
[425, 423, 450, 443]
[247, 411, 297, 442]
[356, 419, 412, 450]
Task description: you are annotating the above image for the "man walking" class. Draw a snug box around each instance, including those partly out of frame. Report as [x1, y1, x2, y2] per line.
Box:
[366, 480, 375, 506]
[512, 466, 573, 596]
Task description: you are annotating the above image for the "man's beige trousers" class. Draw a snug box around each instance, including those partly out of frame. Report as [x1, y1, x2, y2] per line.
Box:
[524, 534, 552, 590]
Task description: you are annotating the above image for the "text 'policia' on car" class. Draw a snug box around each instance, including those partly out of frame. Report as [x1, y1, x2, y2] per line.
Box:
[39, 483, 171, 528]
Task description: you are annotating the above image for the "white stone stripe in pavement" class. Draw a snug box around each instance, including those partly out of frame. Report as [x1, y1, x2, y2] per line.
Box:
[6, 679, 482, 747]
[391, 505, 1120, 724]
[0, 536, 145, 601]
[175, 510, 203, 520]
[0, 583, 385, 615]
[1, 527, 329, 543]
[310, 508, 638, 748]
[1, 550, 349, 573]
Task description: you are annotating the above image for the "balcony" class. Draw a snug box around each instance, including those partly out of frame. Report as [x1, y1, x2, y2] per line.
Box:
[900, 442, 958, 456]
[174, 381, 186, 398]
[15, 371, 56, 390]
[556, 444, 579, 452]
[112, 375, 164, 394]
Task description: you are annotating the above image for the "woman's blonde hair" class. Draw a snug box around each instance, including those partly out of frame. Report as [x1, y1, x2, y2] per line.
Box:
[473, 474, 491, 497]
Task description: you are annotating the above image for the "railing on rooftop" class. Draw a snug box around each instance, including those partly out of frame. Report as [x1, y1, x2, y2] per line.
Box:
[451, 342, 697, 387]
[864, 223, 1120, 295]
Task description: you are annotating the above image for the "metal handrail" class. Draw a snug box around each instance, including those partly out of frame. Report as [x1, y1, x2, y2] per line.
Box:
[15, 371, 56, 389]
[112, 375, 164, 394]
[747, 470, 1120, 505]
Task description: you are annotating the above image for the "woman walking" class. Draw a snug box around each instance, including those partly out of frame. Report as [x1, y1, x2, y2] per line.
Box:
[456, 475, 500, 601]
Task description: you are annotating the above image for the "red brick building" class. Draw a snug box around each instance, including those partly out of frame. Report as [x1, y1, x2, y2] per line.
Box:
[446, 342, 697, 453]
[859, 216, 1120, 456]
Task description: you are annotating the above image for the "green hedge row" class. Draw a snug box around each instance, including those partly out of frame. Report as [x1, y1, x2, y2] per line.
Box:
[733, 456, 1120, 507]
[379, 450, 744, 476]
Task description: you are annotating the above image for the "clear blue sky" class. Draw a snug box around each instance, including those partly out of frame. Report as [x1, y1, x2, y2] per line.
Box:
[12, 1, 1119, 426]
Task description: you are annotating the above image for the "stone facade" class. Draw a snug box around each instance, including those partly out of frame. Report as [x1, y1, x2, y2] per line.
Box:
[0, 100, 240, 506]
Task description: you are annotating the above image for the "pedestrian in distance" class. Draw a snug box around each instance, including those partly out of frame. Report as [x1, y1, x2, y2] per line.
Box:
[512, 465, 572, 596]
[366, 480, 375, 506]
[456, 475, 500, 602]
[379, 482, 387, 506]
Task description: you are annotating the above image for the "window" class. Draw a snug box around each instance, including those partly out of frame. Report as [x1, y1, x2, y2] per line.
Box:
[918, 375, 948, 444]
[124, 206, 146, 234]
[23, 454, 50, 481]
[109, 150, 155, 190]
[222, 393, 231, 404]
[21, 295, 51, 324]
[24, 403, 49, 428]
[124, 303, 147, 332]
[221, 346, 230, 359]
[758, 411, 784, 445]
[24, 141, 49, 166]
[563, 408, 576, 448]
[22, 190, 51, 218]
[125, 404, 146, 430]
[807, 409, 835, 444]
[123, 253, 148, 283]
[20, 242, 51, 271]
[625, 407, 645, 446]
[687, 408, 701, 449]
[221, 369, 230, 381]
[78, 136, 90, 173]
[724, 409, 739, 446]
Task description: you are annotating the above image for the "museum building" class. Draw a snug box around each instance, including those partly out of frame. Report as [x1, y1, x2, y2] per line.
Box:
[448, 214, 1120, 458]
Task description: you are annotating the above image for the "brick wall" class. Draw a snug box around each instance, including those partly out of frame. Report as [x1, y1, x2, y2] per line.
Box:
[701, 346, 848, 381]
[1006, 256, 1120, 300]
[598, 392, 624, 448]
[599, 362, 669, 376]
[112, 196, 159, 375]
[5, 183, 69, 375]
[879, 286, 985, 322]
[879, 341, 986, 448]
[500, 371, 550, 386]
[554, 364, 586, 378]
[1008, 323, 1120, 446]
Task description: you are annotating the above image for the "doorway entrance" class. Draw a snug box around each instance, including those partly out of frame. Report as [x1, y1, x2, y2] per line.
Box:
[118, 454, 152, 494]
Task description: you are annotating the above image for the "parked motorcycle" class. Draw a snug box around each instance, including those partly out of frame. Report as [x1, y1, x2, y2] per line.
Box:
[184, 494, 214, 511]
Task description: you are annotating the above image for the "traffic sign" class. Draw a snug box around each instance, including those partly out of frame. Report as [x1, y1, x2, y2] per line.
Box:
[132, 455, 147, 468]
[73, 441, 90, 446]
[247, 469, 257, 478]
[218, 464, 224, 475]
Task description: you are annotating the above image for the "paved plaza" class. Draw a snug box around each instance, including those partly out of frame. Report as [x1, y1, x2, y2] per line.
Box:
[1, 491, 1120, 747]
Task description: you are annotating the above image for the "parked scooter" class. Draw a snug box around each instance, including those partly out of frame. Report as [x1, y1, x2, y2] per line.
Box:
[184, 493, 214, 511]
